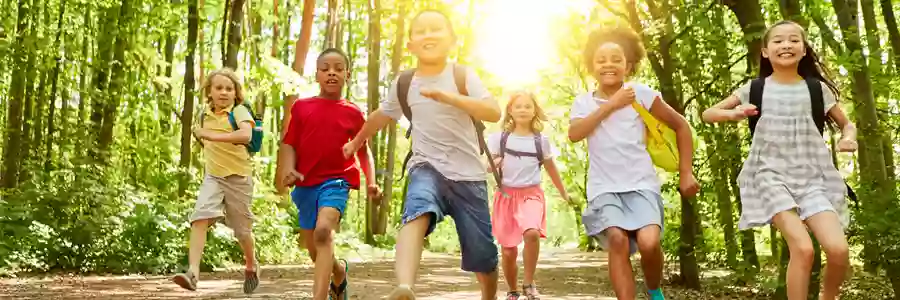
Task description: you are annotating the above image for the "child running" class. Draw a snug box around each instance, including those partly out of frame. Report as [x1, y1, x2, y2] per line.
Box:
[702, 21, 855, 300]
[567, 27, 700, 300]
[173, 68, 260, 294]
[488, 91, 571, 300]
[342, 9, 501, 300]
[279, 48, 381, 300]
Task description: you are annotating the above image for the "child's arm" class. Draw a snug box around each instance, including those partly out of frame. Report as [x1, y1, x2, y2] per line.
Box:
[650, 98, 700, 196]
[421, 89, 501, 122]
[568, 105, 616, 142]
[356, 142, 376, 188]
[197, 121, 252, 144]
[344, 110, 393, 158]
[701, 95, 757, 123]
[542, 159, 571, 204]
[828, 104, 858, 152]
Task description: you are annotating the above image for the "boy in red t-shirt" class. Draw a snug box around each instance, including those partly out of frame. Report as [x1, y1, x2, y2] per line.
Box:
[279, 48, 381, 300]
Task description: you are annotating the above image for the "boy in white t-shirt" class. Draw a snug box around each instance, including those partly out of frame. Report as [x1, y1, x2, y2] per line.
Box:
[567, 27, 699, 300]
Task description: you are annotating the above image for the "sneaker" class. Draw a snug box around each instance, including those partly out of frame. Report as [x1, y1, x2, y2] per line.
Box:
[648, 288, 665, 300]
[329, 259, 350, 300]
[243, 260, 260, 294]
[506, 291, 521, 300]
[522, 284, 540, 300]
[387, 284, 416, 300]
[172, 270, 198, 291]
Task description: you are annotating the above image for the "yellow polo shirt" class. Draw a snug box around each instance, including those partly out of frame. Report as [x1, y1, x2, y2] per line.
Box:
[202, 104, 254, 177]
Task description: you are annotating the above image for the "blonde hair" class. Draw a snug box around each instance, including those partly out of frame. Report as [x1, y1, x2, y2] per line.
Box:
[201, 68, 245, 105]
[501, 91, 547, 133]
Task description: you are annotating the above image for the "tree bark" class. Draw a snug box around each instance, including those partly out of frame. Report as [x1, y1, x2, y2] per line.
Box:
[1, 0, 32, 189]
[179, 0, 200, 196]
[224, 0, 246, 70]
[881, 0, 900, 73]
[97, 0, 132, 153]
[376, 0, 407, 236]
[722, 0, 765, 74]
[364, 0, 382, 245]
[45, 0, 67, 172]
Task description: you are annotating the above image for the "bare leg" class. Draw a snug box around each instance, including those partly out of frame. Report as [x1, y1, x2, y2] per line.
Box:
[773, 210, 815, 300]
[311, 207, 342, 300]
[188, 219, 212, 278]
[635, 225, 663, 290]
[522, 229, 541, 286]
[805, 211, 849, 300]
[395, 214, 431, 288]
[475, 270, 499, 300]
[605, 227, 635, 299]
[501, 246, 518, 292]
[301, 230, 345, 287]
[234, 231, 256, 271]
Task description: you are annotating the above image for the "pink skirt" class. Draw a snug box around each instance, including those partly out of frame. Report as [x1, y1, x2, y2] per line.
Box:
[492, 185, 547, 248]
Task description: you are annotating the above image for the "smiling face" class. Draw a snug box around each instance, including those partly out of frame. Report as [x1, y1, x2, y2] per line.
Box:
[407, 11, 455, 64]
[315, 51, 348, 96]
[508, 94, 537, 126]
[208, 74, 237, 110]
[591, 42, 630, 88]
[762, 23, 807, 69]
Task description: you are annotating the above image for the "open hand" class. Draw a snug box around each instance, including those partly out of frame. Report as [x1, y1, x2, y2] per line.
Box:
[420, 88, 453, 103]
[281, 169, 305, 188]
[679, 173, 701, 197]
[730, 104, 758, 121]
[608, 86, 636, 109]
[367, 184, 383, 204]
[837, 137, 858, 152]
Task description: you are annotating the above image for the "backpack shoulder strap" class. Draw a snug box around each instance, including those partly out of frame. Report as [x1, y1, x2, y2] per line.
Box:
[500, 131, 510, 159]
[534, 133, 544, 166]
[397, 69, 416, 122]
[806, 77, 826, 135]
[748, 78, 765, 136]
[228, 106, 239, 131]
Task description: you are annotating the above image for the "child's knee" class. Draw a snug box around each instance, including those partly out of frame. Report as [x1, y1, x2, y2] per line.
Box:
[501, 247, 517, 257]
[789, 239, 815, 264]
[313, 225, 334, 246]
[523, 229, 541, 243]
[636, 227, 661, 253]
[605, 228, 630, 249]
[822, 240, 849, 265]
[234, 228, 253, 242]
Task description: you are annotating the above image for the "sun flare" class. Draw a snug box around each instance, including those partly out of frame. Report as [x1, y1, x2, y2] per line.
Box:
[473, 0, 594, 89]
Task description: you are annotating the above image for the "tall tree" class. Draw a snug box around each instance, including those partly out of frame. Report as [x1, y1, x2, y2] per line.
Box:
[180, 0, 200, 196]
[364, 0, 382, 245]
[1, 0, 32, 189]
[224, 0, 246, 69]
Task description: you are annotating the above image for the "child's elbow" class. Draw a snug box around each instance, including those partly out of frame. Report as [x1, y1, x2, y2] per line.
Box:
[567, 129, 583, 143]
[486, 109, 502, 123]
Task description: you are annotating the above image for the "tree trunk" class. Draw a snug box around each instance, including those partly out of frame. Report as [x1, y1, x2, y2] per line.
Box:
[180, 0, 200, 196]
[324, 0, 340, 49]
[364, 0, 382, 245]
[376, 0, 407, 236]
[722, 0, 765, 74]
[45, 0, 67, 173]
[831, 0, 900, 294]
[97, 0, 132, 152]
[777, 0, 806, 27]
[76, 8, 91, 132]
[881, 0, 900, 72]
[89, 4, 122, 157]
[223, 0, 245, 70]
[161, 0, 178, 134]
[1, 0, 32, 189]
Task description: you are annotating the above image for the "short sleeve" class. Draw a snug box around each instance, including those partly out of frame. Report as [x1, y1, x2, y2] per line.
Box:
[464, 67, 492, 101]
[234, 105, 254, 126]
[283, 104, 302, 146]
[350, 104, 366, 133]
[733, 81, 752, 105]
[540, 135, 558, 160]
[630, 83, 661, 110]
[487, 133, 501, 156]
[380, 77, 403, 121]
[821, 81, 837, 114]
[569, 93, 592, 120]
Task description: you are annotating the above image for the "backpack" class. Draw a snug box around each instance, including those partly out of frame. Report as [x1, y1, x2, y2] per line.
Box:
[227, 101, 264, 154]
[497, 131, 545, 186]
[396, 65, 502, 185]
[747, 76, 858, 204]
[630, 96, 696, 172]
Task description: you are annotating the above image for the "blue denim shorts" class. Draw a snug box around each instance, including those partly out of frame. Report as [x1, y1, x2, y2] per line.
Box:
[291, 178, 350, 230]
[402, 163, 498, 273]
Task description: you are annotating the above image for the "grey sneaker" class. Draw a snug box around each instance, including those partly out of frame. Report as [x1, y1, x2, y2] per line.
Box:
[172, 270, 197, 291]
[387, 284, 416, 300]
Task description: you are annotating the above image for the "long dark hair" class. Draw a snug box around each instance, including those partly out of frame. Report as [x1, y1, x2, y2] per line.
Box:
[759, 20, 840, 98]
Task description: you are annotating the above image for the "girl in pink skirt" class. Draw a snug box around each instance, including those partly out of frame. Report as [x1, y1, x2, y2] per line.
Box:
[488, 92, 571, 300]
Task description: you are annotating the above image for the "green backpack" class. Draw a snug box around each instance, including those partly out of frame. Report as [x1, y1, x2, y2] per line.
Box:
[227, 101, 264, 154]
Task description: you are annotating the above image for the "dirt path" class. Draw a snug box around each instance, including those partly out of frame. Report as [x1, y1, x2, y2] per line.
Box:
[0, 248, 618, 300]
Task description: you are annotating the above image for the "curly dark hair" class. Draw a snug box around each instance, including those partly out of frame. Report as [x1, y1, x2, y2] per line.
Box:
[583, 26, 647, 76]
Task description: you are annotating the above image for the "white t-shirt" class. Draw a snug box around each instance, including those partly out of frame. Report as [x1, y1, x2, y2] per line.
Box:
[487, 132, 556, 187]
[380, 64, 493, 181]
[569, 82, 662, 201]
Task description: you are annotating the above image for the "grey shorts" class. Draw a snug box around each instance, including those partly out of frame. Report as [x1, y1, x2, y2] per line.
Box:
[582, 190, 664, 255]
[190, 174, 254, 236]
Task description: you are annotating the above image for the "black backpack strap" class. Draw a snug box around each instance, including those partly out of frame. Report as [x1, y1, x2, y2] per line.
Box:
[748, 78, 765, 136]
[806, 77, 826, 135]
[453, 64, 502, 186]
[499, 131, 510, 160]
[534, 133, 544, 167]
[397, 69, 416, 179]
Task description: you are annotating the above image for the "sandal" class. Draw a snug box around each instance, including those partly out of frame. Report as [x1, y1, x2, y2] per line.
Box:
[522, 284, 540, 300]
[329, 258, 350, 300]
[172, 270, 198, 291]
[506, 291, 521, 300]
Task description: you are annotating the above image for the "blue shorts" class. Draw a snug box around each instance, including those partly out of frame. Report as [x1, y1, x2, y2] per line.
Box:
[291, 178, 350, 230]
[402, 163, 498, 273]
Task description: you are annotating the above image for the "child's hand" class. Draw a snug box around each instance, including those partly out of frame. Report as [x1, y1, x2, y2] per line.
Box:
[342, 139, 362, 159]
[281, 169, 304, 187]
[608, 86, 635, 109]
[487, 157, 503, 172]
[679, 173, 700, 197]
[419, 88, 453, 103]
[562, 194, 576, 206]
[193, 128, 211, 140]
[837, 137, 858, 152]
[730, 104, 758, 120]
[367, 184, 383, 204]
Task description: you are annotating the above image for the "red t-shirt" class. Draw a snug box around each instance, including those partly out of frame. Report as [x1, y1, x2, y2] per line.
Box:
[283, 97, 366, 189]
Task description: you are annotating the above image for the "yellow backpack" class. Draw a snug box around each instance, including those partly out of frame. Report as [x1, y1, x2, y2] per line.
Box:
[630, 100, 696, 172]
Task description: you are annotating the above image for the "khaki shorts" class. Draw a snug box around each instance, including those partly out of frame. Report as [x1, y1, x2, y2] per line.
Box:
[190, 174, 254, 235]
